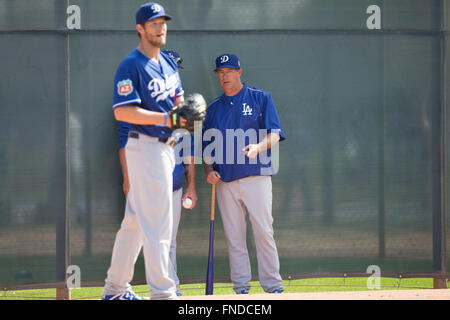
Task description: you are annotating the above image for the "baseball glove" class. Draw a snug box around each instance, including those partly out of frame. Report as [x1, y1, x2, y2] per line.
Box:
[169, 93, 207, 132]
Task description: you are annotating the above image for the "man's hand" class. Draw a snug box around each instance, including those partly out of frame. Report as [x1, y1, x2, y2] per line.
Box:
[206, 170, 221, 185]
[167, 115, 187, 128]
[243, 144, 260, 159]
[182, 186, 198, 210]
[168, 93, 207, 132]
[243, 133, 281, 159]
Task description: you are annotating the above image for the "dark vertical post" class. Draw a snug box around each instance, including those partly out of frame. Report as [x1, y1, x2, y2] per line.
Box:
[432, 0, 447, 289]
[377, 0, 386, 259]
[56, 24, 71, 300]
[377, 37, 386, 259]
[322, 50, 334, 224]
[83, 112, 92, 257]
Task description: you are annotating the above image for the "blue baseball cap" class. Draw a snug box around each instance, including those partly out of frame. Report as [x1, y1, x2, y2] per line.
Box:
[214, 54, 241, 71]
[136, 2, 172, 25]
[163, 50, 184, 69]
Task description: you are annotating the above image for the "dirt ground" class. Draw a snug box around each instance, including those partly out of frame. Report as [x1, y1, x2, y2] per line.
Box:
[180, 289, 450, 300]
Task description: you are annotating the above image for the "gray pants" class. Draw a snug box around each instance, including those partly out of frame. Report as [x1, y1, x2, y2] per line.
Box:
[103, 134, 177, 300]
[216, 175, 283, 293]
[169, 188, 182, 293]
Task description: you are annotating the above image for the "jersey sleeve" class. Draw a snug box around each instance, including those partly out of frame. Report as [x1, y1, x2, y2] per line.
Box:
[175, 72, 184, 98]
[118, 121, 130, 149]
[201, 104, 215, 162]
[189, 133, 195, 157]
[112, 60, 142, 109]
[202, 105, 212, 149]
[262, 93, 286, 141]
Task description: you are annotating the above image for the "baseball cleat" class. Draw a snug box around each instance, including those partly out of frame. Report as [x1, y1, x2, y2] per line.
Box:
[270, 289, 284, 294]
[236, 289, 249, 294]
[102, 290, 150, 300]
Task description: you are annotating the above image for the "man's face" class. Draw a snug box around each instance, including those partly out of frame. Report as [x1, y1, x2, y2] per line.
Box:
[216, 68, 242, 92]
[137, 17, 167, 48]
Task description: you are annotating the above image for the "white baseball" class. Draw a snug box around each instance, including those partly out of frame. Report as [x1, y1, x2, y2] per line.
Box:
[183, 197, 193, 209]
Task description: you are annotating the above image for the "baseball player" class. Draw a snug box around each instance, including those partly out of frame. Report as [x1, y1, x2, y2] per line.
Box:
[102, 2, 189, 300]
[203, 54, 285, 294]
[116, 51, 197, 297]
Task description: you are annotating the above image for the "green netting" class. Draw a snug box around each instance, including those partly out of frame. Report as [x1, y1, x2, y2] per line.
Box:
[0, 0, 447, 288]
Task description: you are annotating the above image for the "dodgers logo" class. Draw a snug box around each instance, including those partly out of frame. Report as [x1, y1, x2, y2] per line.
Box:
[242, 103, 253, 116]
[220, 55, 229, 64]
[151, 4, 162, 13]
[117, 79, 133, 96]
[147, 73, 179, 102]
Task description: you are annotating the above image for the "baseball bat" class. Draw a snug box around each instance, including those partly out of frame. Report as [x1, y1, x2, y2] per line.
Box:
[205, 183, 216, 295]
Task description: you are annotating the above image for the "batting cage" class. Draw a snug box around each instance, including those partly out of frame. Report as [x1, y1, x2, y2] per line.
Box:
[0, 0, 449, 297]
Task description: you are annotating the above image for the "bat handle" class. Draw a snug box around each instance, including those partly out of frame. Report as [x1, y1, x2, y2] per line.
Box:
[211, 183, 216, 221]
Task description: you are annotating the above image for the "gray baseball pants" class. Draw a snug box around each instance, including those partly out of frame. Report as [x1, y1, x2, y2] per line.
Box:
[103, 134, 177, 300]
[169, 187, 182, 294]
[216, 175, 283, 293]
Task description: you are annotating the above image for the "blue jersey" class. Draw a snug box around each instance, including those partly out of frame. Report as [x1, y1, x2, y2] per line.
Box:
[117, 121, 186, 192]
[112, 49, 184, 138]
[203, 84, 285, 182]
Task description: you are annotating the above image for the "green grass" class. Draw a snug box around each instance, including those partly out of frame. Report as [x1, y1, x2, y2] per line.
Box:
[0, 277, 437, 300]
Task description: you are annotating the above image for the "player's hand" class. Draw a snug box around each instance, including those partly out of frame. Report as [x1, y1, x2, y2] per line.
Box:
[206, 170, 221, 185]
[168, 93, 207, 132]
[243, 144, 260, 159]
[167, 114, 187, 128]
[182, 187, 198, 210]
